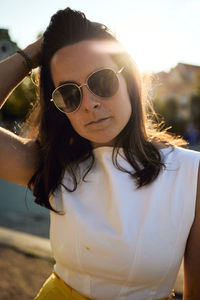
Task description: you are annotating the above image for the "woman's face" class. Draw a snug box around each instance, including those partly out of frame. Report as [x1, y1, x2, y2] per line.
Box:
[50, 40, 132, 148]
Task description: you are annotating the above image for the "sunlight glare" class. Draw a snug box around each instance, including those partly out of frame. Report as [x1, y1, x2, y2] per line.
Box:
[115, 21, 175, 74]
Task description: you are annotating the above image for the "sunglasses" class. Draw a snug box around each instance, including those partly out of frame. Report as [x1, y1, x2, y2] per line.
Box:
[50, 66, 124, 113]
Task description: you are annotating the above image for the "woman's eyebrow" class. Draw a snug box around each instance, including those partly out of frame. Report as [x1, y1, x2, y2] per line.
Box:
[58, 80, 79, 86]
[58, 80, 68, 86]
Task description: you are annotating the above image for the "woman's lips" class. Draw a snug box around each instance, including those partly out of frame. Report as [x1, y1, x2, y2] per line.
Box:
[86, 117, 111, 126]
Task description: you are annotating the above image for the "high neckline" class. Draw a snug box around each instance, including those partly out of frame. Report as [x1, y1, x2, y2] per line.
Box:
[92, 146, 115, 152]
[92, 145, 173, 153]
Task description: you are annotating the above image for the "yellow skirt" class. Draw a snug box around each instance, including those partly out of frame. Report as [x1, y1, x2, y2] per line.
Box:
[34, 271, 175, 300]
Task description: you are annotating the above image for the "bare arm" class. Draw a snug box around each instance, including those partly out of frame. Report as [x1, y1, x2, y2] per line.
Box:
[183, 163, 200, 300]
[0, 127, 39, 186]
[0, 38, 42, 186]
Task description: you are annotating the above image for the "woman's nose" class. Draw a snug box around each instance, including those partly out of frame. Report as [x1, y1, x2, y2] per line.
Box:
[81, 86, 101, 111]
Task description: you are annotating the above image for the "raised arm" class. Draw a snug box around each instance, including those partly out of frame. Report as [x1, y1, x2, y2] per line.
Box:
[0, 38, 42, 186]
[183, 163, 200, 300]
[0, 38, 42, 107]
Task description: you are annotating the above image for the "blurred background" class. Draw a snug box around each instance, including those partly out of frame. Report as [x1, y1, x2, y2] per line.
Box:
[0, 1, 200, 298]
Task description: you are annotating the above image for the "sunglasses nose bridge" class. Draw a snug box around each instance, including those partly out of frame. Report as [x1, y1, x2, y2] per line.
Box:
[79, 82, 91, 97]
[80, 83, 101, 111]
[80, 81, 94, 98]
[79, 82, 88, 92]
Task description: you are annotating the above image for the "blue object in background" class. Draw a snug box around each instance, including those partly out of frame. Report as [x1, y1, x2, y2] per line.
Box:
[0, 178, 49, 238]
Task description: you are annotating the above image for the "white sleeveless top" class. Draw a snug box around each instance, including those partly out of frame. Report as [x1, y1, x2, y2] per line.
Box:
[50, 146, 200, 300]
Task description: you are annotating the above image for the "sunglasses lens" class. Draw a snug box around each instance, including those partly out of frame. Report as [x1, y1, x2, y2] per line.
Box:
[88, 69, 119, 97]
[52, 84, 81, 113]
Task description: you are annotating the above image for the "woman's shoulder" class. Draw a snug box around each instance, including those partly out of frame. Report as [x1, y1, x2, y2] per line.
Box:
[152, 142, 200, 171]
[155, 141, 200, 158]
[170, 145, 200, 160]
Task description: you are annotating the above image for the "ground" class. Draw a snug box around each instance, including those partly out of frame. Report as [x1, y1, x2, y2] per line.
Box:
[0, 244, 53, 300]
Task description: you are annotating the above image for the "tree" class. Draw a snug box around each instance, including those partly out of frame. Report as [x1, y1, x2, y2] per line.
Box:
[1, 76, 37, 122]
[190, 95, 200, 130]
[153, 97, 188, 136]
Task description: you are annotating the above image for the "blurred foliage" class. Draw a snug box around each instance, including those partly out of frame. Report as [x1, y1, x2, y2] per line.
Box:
[153, 97, 188, 136]
[190, 94, 200, 130]
[1, 74, 37, 122]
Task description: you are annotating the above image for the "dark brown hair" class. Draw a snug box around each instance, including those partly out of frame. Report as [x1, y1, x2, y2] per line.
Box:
[25, 7, 186, 212]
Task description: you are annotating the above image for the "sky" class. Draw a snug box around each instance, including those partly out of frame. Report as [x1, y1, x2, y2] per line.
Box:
[0, 0, 200, 73]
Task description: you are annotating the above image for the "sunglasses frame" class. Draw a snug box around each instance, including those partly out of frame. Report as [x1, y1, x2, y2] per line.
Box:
[50, 66, 124, 114]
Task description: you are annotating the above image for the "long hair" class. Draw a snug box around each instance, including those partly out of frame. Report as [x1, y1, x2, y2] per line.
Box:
[24, 7, 186, 212]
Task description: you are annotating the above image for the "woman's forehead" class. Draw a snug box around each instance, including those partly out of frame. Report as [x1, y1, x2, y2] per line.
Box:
[50, 40, 120, 84]
[51, 40, 124, 67]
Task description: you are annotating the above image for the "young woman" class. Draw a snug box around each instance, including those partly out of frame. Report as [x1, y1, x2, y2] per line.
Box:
[0, 7, 200, 300]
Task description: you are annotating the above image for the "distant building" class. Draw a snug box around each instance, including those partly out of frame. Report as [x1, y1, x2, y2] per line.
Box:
[0, 29, 19, 61]
[153, 63, 200, 119]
